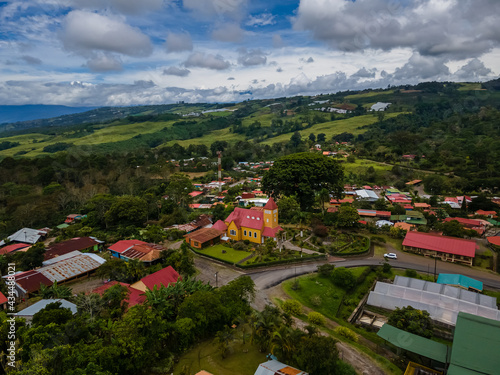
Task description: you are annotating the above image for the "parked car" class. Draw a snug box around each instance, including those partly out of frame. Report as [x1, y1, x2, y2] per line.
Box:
[384, 253, 397, 259]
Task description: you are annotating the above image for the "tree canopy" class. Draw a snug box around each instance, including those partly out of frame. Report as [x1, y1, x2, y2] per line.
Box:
[262, 152, 344, 210]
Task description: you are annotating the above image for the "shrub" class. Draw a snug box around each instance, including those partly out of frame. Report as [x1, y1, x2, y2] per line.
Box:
[405, 269, 417, 278]
[317, 263, 335, 277]
[382, 262, 392, 274]
[243, 239, 250, 245]
[310, 295, 322, 307]
[233, 242, 246, 250]
[313, 225, 328, 237]
[334, 326, 358, 342]
[371, 236, 386, 244]
[282, 299, 302, 316]
[331, 267, 356, 290]
[308, 311, 326, 326]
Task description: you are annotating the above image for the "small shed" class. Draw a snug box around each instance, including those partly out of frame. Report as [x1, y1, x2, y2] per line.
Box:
[184, 228, 223, 249]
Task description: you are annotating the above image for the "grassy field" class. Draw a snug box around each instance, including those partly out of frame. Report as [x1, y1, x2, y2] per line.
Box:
[283, 267, 375, 322]
[260, 112, 405, 145]
[0, 119, 177, 157]
[167, 127, 246, 147]
[197, 244, 253, 264]
[344, 90, 394, 100]
[342, 158, 393, 174]
[173, 327, 266, 375]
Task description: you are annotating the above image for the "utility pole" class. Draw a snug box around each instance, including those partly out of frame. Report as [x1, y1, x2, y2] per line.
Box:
[215, 271, 219, 288]
[217, 151, 222, 193]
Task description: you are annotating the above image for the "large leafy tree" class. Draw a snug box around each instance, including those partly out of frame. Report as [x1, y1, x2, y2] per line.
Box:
[388, 306, 434, 338]
[262, 152, 344, 210]
[104, 195, 148, 227]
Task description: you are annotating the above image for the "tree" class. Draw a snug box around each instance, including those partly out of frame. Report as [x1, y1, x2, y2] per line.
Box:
[20, 242, 46, 270]
[295, 335, 340, 375]
[165, 173, 193, 208]
[441, 220, 467, 237]
[336, 205, 360, 228]
[32, 302, 74, 327]
[38, 280, 72, 299]
[277, 195, 300, 222]
[308, 311, 326, 326]
[105, 195, 148, 227]
[331, 267, 356, 290]
[388, 306, 434, 338]
[317, 188, 330, 215]
[262, 153, 344, 211]
[289, 131, 302, 148]
[213, 326, 234, 359]
[317, 133, 326, 143]
[308, 133, 316, 142]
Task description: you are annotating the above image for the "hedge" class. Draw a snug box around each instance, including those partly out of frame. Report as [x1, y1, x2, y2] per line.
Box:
[236, 254, 327, 269]
[330, 235, 371, 256]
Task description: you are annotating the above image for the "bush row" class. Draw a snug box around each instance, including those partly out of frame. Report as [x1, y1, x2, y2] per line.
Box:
[330, 235, 371, 256]
[236, 254, 327, 269]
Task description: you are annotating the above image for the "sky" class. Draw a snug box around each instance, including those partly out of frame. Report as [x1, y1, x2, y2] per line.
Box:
[0, 0, 499, 106]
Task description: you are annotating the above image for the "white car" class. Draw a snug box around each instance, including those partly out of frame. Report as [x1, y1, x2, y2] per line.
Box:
[384, 253, 397, 259]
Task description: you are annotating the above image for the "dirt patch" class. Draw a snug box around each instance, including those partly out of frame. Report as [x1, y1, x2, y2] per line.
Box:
[67, 276, 107, 295]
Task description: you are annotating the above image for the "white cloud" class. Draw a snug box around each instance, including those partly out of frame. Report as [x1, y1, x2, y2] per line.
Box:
[85, 53, 123, 72]
[392, 53, 450, 80]
[246, 13, 275, 27]
[211, 23, 244, 43]
[163, 66, 191, 76]
[165, 32, 193, 53]
[184, 51, 231, 70]
[351, 67, 376, 78]
[272, 34, 284, 48]
[293, 0, 500, 59]
[454, 58, 492, 80]
[238, 48, 267, 66]
[183, 0, 247, 21]
[71, 0, 163, 15]
[61, 10, 153, 57]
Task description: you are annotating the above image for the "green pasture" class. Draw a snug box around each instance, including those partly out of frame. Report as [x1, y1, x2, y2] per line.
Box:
[260, 112, 405, 145]
[342, 158, 393, 174]
[344, 90, 394, 100]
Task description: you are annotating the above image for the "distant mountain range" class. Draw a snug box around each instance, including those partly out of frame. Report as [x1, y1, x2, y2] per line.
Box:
[0, 105, 97, 125]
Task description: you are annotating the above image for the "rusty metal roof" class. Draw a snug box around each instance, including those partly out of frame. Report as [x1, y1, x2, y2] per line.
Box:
[38, 253, 106, 282]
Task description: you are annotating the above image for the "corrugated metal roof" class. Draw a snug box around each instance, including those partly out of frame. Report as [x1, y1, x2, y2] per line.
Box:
[437, 274, 483, 292]
[8, 228, 45, 244]
[449, 312, 500, 374]
[402, 232, 477, 257]
[38, 253, 106, 282]
[16, 299, 77, 317]
[377, 324, 450, 363]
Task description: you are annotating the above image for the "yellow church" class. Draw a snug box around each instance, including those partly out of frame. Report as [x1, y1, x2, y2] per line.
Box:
[212, 197, 283, 244]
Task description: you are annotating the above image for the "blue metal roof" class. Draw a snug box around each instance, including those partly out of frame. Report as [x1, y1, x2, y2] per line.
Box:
[436, 274, 483, 292]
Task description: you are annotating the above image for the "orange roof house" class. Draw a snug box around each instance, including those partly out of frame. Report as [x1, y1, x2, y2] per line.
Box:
[223, 197, 282, 244]
[395, 222, 414, 231]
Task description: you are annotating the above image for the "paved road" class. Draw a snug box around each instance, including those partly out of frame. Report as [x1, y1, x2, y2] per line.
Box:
[249, 250, 500, 291]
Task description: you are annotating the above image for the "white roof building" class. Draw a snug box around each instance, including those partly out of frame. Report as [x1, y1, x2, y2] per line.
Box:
[370, 102, 391, 111]
[355, 189, 379, 202]
[254, 360, 308, 375]
[16, 299, 77, 324]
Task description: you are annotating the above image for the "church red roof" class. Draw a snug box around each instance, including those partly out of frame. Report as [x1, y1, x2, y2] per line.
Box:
[262, 226, 283, 238]
[264, 197, 278, 210]
[225, 207, 264, 229]
[212, 220, 228, 231]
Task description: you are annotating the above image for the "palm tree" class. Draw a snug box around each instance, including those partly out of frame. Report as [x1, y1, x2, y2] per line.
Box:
[317, 188, 330, 215]
[213, 325, 234, 359]
[126, 258, 145, 282]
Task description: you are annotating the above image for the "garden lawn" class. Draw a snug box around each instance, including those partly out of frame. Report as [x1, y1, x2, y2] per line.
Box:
[198, 244, 252, 264]
[283, 267, 377, 322]
[173, 334, 266, 375]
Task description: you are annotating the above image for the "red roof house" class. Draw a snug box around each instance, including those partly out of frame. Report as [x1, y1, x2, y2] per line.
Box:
[45, 237, 101, 260]
[0, 243, 30, 255]
[11, 270, 53, 298]
[402, 232, 477, 265]
[487, 237, 500, 247]
[109, 240, 147, 254]
[212, 220, 228, 232]
[131, 266, 181, 292]
[92, 281, 145, 308]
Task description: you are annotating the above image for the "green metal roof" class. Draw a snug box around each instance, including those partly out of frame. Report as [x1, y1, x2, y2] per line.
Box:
[436, 274, 483, 292]
[57, 223, 70, 229]
[448, 312, 500, 375]
[377, 324, 450, 363]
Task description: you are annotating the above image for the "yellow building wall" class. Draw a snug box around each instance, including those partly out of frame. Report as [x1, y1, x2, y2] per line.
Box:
[241, 226, 263, 244]
[227, 221, 241, 241]
[264, 209, 279, 228]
